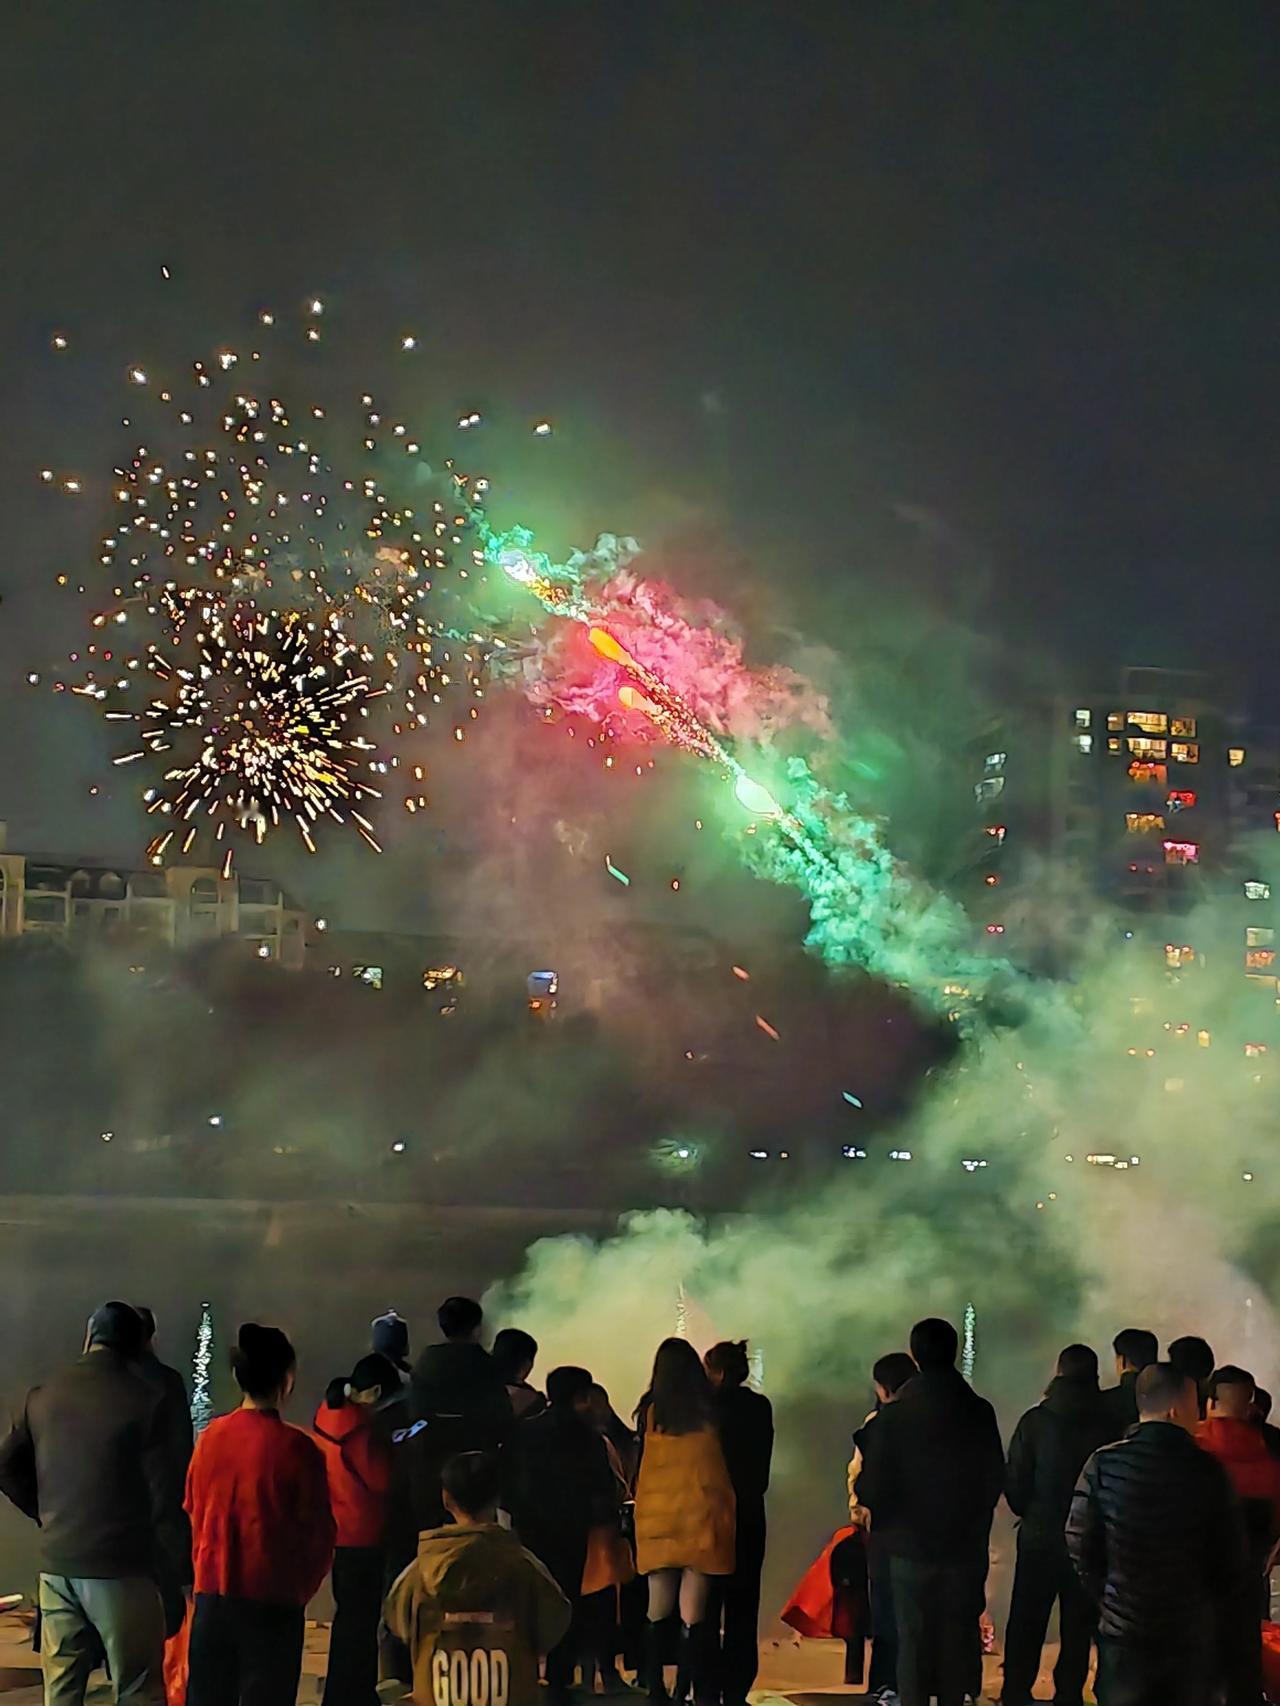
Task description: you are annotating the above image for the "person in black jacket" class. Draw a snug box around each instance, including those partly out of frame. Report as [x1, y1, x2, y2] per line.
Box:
[409, 1295, 513, 1530]
[1102, 1328, 1157, 1436]
[503, 1365, 621, 1705]
[1167, 1333, 1215, 1420]
[856, 1318, 1003, 1706]
[1001, 1344, 1115, 1706]
[702, 1341, 774, 1706]
[1066, 1361, 1247, 1706]
[0, 1301, 190, 1706]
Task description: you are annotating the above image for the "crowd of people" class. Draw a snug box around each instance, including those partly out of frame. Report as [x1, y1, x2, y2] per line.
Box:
[0, 1297, 1274, 1706]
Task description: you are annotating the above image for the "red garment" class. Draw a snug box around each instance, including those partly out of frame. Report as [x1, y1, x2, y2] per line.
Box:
[780, 1526, 865, 1640]
[312, 1399, 392, 1549]
[186, 1408, 334, 1605]
[1198, 1418, 1280, 1523]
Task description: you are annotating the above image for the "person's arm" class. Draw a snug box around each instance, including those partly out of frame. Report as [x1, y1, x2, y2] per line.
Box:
[978, 1398, 1005, 1517]
[853, 1409, 894, 1522]
[1065, 1455, 1106, 1603]
[0, 1403, 39, 1522]
[757, 1394, 775, 1496]
[297, 1437, 337, 1602]
[1004, 1409, 1035, 1518]
[526, 1550, 572, 1656]
[1201, 1458, 1249, 1601]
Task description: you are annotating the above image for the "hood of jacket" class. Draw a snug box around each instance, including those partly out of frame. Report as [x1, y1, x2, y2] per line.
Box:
[1199, 1416, 1270, 1469]
[1042, 1374, 1107, 1420]
[313, 1398, 371, 1446]
[416, 1522, 530, 1599]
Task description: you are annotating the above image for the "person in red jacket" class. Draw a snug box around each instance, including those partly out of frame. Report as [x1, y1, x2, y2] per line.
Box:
[185, 1323, 334, 1706]
[1198, 1364, 1280, 1706]
[314, 1353, 397, 1706]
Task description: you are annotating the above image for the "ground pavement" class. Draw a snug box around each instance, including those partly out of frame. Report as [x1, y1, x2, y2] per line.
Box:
[0, 1610, 1086, 1703]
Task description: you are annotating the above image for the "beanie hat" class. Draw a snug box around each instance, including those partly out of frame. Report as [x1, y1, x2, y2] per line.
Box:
[371, 1310, 410, 1372]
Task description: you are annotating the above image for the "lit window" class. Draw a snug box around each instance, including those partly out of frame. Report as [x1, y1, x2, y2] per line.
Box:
[1244, 881, 1271, 901]
[1162, 840, 1198, 866]
[1107, 737, 1122, 754]
[1247, 928, 1275, 949]
[974, 777, 1005, 803]
[1245, 1042, 1269, 1058]
[1128, 711, 1168, 734]
[353, 965, 384, 989]
[1126, 813, 1165, 834]
[985, 752, 1007, 771]
[1229, 747, 1246, 767]
[1198, 1029, 1211, 1047]
[1127, 736, 1168, 759]
[1166, 789, 1196, 812]
[1164, 1078, 1185, 1094]
[1075, 733, 1093, 754]
[1165, 944, 1195, 969]
[1245, 949, 1276, 971]
[1171, 741, 1199, 764]
[985, 825, 1007, 843]
[1074, 708, 1092, 729]
[1128, 761, 1167, 784]
[1107, 712, 1124, 732]
[1170, 716, 1197, 738]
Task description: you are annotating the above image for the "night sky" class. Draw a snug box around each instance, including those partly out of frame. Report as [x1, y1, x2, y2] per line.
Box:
[3, 1, 1277, 861]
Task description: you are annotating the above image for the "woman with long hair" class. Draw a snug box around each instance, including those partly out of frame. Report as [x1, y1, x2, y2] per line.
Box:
[185, 1324, 334, 1706]
[634, 1339, 735, 1704]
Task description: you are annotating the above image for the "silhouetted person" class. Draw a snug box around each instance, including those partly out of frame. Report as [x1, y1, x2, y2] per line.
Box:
[703, 1340, 774, 1706]
[1002, 1344, 1114, 1706]
[0, 1301, 188, 1706]
[850, 1350, 918, 1702]
[385, 1450, 570, 1706]
[314, 1353, 398, 1706]
[410, 1296, 513, 1530]
[1067, 1361, 1247, 1706]
[1198, 1365, 1280, 1706]
[503, 1365, 620, 1705]
[856, 1318, 1002, 1706]
[1167, 1334, 1215, 1419]
[1104, 1328, 1157, 1435]
[1252, 1385, 1280, 1460]
[494, 1328, 546, 1419]
[185, 1324, 334, 1706]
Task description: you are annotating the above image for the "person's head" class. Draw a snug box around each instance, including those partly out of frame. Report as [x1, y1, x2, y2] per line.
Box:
[371, 1310, 410, 1370]
[1136, 1361, 1200, 1433]
[909, 1318, 959, 1372]
[85, 1301, 146, 1359]
[1208, 1365, 1256, 1422]
[441, 1451, 501, 1526]
[134, 1306, 157, 1347]
[492, 1327, 538, 1387]
[546, 1365, 594, 1415]
[1254, 1387, 1273, 1424]
[325, 1352, 397, 1411]
[648, 1337, 713, 1435]
[587, 1382, 615, 1431]
[1057, 1343, 1100, 1385]
[230, 1323, 297, 1408]
[704, 1341, 750, 1391]
[438, 1296, 483, 1344]
[1168, 1335, 1215, 1386]
[1112, 1328, 1158, 1377]
[872, 1352, 918, 1405]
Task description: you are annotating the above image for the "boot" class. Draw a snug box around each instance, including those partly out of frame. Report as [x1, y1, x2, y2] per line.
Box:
[673, 1622, 709, 1706]
[645, 1619, 671, 1704]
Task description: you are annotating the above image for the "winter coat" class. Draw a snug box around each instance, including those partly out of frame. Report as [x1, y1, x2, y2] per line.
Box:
[186, 1408, 334, 1605]
[409, 1342, 514, 1531]
[1066, 1419, 1247, 1649]
[1198, 1416, 1280, 1563]
[384, 1522, 570, 1706]
[503, 1405, 620, 1598]
[1005, 1375, 1117, 1547]
[581, 1436, 637, 1596]
[507, 1382, 546, 1420]
[0, 1350, 190, 1585]
[134, 1350, 195, 1485]
[856, 1366, 1003, 1563]
[313, 1398, 393, 1550]
[714, 1385, 773, 1536]
[1102, 1369, 1140, 1436]
[634, 1424, 736, 1576]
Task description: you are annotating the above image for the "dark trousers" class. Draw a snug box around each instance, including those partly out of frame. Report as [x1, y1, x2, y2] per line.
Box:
[867, 1536, 898, 1695]
[1002, 1535, 1096, 1705]
[889, 1551, 986, 1706]
[187, 1594, 305, 1706]
[705, 1517, 766, 1706]
[1219, 1585, 1264, 1706]
[1094, 1636, 1210, 1706]
[322, 1547, 385, 1706]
